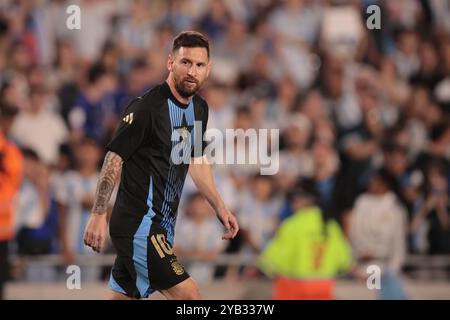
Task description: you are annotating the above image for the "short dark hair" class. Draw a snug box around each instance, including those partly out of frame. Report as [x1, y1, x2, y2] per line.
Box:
[430, 123, 449, 142]
[172, 31, 210, 58]
[0, 101, 19, 119]
[21, 147, 40, 162]
[382, 141, 407, 155]
[371, 168, 395, 189]
[88, 63, 107, 84]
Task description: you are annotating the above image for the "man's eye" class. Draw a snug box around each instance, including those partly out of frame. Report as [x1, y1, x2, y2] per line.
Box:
[181, 60, 188, 65]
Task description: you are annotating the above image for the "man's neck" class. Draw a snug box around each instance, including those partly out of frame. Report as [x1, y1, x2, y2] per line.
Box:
[166, 77, 191, 105]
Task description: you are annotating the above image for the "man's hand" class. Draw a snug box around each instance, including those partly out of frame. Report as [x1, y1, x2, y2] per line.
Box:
[216, 207, 239, 240]
[188, 156, 238, 240]
[83, 214, 108, 253]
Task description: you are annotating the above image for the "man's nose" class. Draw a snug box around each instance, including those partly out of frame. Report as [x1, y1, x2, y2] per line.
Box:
[187, 65, 197, 77]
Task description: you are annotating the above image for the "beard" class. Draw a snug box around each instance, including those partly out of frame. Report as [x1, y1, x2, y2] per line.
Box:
[174, 74, 201, 98]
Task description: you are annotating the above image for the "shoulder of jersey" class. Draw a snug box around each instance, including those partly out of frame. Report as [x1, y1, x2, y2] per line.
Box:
[193, 94, 208, 109]
[136, 85, 166, 110]
[121, 86, 163, 125]
[139, 84, 164, 103]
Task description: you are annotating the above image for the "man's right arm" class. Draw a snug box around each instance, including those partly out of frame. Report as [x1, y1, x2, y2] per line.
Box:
[91, 151, 123, 215]
[84, 96, 150, 252]
[83, 151, 123, 252]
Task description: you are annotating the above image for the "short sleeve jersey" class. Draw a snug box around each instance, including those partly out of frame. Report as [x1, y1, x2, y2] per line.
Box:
[107, 82, 209, 244]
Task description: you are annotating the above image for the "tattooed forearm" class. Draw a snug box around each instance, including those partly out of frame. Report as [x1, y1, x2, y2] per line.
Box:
[91, 151, 123, 215]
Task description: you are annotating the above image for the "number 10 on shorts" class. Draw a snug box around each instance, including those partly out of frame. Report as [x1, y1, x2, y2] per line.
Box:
[150, 234, 173, 258]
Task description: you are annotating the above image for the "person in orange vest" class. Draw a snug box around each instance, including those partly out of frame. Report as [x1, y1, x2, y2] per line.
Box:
[0, 101, 23, 300]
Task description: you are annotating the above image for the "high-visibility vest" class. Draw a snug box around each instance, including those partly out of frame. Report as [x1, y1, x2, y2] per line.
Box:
[258, 206, 352, 279]
[0, 131, 23, 241]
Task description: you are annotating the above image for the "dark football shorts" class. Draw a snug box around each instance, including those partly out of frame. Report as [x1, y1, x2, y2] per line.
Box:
[108, 226, 190, 299]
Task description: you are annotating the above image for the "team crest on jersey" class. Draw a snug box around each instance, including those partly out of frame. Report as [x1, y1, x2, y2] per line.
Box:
[173, 113, 194, 142]
[171, 259, 185, 276]
[176, 127, 190, 141]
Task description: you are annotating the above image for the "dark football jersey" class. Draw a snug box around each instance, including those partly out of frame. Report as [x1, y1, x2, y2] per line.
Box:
[107, 81, 208, 244]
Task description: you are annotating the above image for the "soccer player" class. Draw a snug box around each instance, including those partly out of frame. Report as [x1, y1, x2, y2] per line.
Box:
[83, 31, 239, 300]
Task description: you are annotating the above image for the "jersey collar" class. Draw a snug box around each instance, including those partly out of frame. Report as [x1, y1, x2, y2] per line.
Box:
[162, 81, 191, 109]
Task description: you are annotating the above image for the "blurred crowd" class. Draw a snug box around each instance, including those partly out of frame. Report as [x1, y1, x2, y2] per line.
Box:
[0, 0, 450, 299]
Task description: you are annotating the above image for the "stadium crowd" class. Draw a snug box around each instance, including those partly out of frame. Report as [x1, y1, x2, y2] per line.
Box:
[0, 0, 449, 299]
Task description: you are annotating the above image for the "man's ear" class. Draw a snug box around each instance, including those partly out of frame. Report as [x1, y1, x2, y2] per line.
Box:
[167, 53, 174, 72]
[206, 62, 212, 78]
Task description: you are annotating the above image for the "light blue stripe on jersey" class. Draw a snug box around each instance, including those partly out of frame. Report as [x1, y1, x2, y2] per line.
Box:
[108, 273, 126, 295]
[132, 176, 155, 297]
[164, 99, 178, 244]
[185, 101, 196, 149]
[163, 99, 196, 244]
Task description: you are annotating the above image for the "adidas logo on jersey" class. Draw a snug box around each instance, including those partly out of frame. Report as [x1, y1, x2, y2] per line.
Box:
[122, 113, 134, 124]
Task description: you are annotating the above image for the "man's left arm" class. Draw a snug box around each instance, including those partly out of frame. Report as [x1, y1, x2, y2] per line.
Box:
[189, 155, 239, 240]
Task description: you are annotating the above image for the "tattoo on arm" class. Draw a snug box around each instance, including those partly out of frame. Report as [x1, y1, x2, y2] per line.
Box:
[91, 151, 123, 215]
